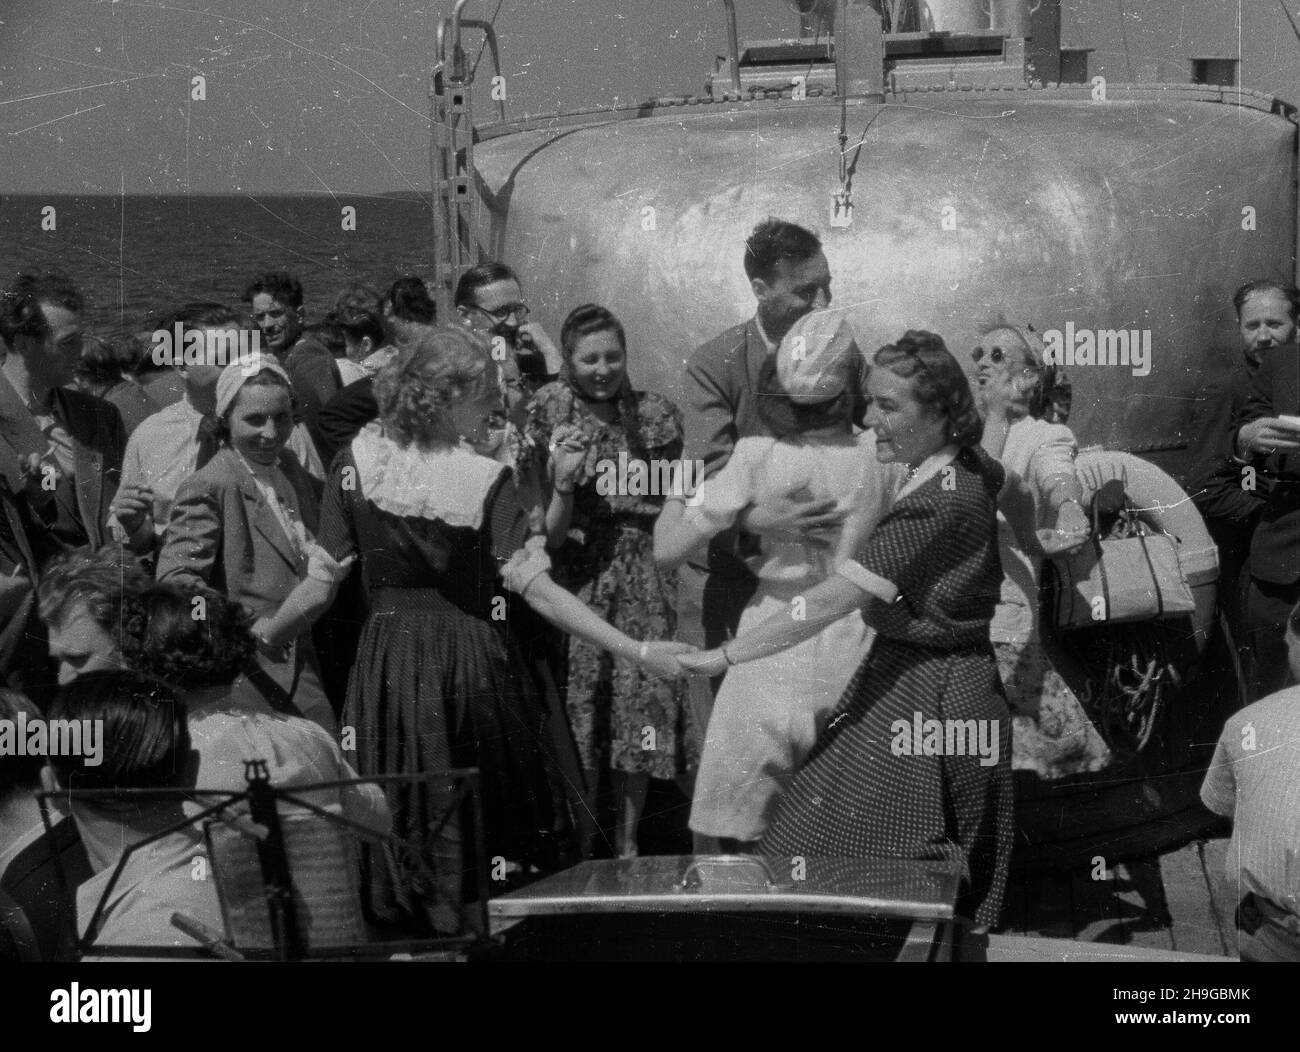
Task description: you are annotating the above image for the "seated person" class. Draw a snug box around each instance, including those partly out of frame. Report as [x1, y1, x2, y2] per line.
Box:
[1201, 598, 1300, 962]
[123, 582, 389, 835]
[0, 690, 91, 961]
[42, 671, 223, 957]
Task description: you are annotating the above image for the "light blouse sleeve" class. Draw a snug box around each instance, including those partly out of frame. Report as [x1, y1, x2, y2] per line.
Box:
[1025, 421, 1078, 499]
[679, 435, 765, 537]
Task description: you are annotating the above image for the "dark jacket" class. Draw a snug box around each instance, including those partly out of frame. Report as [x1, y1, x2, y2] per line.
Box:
[317, 376, 378, 467]
[1236, 343, 1300, 585]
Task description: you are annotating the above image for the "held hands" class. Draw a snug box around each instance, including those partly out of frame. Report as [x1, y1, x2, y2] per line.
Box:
[677, 648, 729, 678]
[634, 640, 700, 679]
[305, 544, 357, 585]
[1238, 417, 1300, 458]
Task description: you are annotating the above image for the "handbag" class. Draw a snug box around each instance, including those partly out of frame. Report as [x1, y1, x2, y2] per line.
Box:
[1050, 491, 1195, 629]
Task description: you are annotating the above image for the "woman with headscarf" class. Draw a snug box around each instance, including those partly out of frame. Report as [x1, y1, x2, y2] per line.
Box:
[524, 304, 689, 859]
[157, 354, 352, 734]
[973, 321, 1109, 778]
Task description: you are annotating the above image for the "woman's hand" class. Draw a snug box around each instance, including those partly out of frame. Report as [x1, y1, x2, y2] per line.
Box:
[305, 544, 356, 585]
[678, 648, 729, 678]
[549, 433, 588, 493]
[635, 640, 698, 679]
[1036, 502, 1091, 557]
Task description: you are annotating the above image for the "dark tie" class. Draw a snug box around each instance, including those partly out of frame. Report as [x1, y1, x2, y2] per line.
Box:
[196, 414, 220, 470]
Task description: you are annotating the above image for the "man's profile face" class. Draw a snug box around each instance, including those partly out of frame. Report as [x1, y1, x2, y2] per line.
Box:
[19, 302, 83, 390]
[176, 324, 238, 392]
[753, 251, 832, 345]
[250, 292, 303, 355]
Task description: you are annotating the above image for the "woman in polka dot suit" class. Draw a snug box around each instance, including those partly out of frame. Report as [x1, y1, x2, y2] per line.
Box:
[681, 330, 1013, 932]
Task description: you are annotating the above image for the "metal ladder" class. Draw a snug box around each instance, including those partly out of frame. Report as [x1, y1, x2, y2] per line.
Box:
[430, 1, 505, 321]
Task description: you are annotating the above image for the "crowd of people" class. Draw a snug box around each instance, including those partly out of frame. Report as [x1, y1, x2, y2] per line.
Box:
[0, 218, 1297, 961]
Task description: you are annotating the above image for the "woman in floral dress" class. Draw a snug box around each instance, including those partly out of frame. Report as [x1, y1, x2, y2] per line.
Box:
[527, 304, 690, 858]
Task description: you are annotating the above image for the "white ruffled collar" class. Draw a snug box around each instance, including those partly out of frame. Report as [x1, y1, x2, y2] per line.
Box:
[350, 424, 507, 528]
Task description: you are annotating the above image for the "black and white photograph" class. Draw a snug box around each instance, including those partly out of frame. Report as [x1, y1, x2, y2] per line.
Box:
[0, 0, 1295, 1021]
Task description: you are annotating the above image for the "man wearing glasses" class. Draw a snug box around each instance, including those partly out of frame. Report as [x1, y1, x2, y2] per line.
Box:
[454, 262, 563, 399]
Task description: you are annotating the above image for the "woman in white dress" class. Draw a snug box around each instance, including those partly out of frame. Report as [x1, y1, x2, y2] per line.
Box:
[655, 313, 903, 850]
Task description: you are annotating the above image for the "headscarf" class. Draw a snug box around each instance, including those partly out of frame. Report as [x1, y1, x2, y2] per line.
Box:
[214, 353, 293, 420]
[775, 310, 860, 405]
[988, 321, 1072, 425]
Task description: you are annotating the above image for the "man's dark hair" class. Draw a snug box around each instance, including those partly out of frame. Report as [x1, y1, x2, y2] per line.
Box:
[743, 219, 822, 285]
[242, 271, 304, 311]
[1233, 279, 1300, 323]
[0, 270, 84, 350]
[166, 302, 246, 341]
[47, 672, 190, 795]
[453, 262, 519, 310]
[383, 276, 436, 325]
[331, 282, 384, 317]
[0, 691, 44, 795]
[74, 334, 126, 388]
[121, 584, 257, 692]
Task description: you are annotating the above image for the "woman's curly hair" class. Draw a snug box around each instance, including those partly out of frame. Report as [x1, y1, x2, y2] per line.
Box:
[873, 329, 983, 447]
[374, 325, 499, 448]
[120, 583, 257, 692]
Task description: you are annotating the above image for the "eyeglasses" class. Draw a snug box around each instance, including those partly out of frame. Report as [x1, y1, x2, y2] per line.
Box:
[473, 302, 529, 325]
[971, 345, 1013, 364]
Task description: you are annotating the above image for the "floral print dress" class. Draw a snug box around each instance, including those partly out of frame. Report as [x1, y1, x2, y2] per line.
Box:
[526, 381, 693, 779]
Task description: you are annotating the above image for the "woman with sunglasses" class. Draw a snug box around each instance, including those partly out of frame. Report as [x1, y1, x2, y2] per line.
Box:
[681, 330, 1013, 934]
[973, 322, 1107, 779]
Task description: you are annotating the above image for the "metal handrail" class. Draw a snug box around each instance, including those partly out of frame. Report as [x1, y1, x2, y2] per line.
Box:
[723, 0, 742, 96]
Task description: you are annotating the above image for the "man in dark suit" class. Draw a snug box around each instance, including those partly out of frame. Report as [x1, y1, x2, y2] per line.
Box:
[670, 219, 866, 804]
[0, 271, 126, 705]
[1234, 337, 1300, 698]
[0, 271, 126, 557]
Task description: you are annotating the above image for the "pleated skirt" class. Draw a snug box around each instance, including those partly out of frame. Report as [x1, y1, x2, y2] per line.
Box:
[342, 587, 556, 923]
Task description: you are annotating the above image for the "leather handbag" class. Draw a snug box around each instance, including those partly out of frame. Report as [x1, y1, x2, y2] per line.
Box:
[1050, 497, 1195, 628]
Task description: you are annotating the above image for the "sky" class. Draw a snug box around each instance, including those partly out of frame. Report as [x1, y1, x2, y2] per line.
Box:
[1, 0, 1299, 195]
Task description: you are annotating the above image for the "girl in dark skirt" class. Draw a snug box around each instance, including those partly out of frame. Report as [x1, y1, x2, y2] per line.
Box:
[317, 327, 692, 932]
[681, 330, 1013, 931]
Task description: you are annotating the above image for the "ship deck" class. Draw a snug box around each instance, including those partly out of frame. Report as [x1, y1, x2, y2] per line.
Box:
[991, 835, 1237, 960]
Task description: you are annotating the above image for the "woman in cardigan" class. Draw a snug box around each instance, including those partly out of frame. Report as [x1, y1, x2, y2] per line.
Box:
[681, 330, 1014, 932]
[973, 321, 1106, 779]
